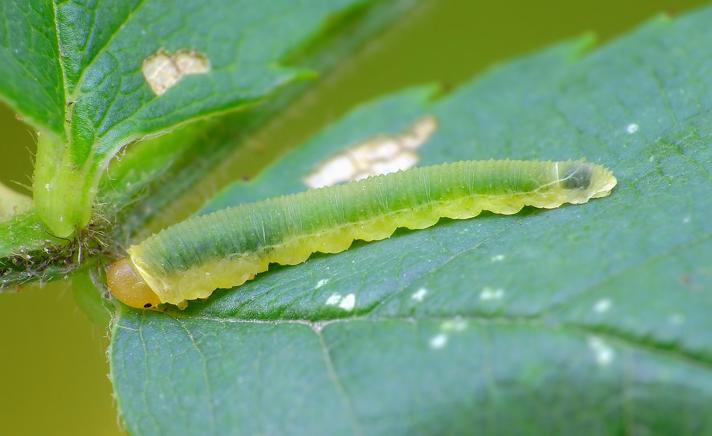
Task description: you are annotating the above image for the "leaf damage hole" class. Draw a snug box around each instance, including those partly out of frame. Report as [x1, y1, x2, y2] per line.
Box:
[304, 116, 438, 189]
[142, 49, 210, 96]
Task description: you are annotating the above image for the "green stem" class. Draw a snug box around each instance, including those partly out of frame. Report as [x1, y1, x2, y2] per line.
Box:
[33, 132, 92, 238]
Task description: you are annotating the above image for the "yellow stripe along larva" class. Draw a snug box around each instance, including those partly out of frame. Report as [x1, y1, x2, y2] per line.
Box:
[107, 160, 617, 309]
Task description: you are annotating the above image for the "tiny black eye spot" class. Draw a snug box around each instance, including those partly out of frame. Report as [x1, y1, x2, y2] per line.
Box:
[144, 303, 152, 308]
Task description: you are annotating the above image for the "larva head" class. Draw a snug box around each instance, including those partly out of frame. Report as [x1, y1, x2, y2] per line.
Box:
[558, 161, 617, 200]
[107, 258, 161, 309]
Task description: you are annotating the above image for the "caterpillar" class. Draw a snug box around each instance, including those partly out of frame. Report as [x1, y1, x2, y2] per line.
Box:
[107, 160, 617, 309]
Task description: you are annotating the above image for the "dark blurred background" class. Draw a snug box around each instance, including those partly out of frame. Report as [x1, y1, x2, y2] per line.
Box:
[0, 1, 707, 434]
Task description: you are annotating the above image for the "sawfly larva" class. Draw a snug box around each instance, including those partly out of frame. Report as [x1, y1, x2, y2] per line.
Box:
[107, 160, 617, 309]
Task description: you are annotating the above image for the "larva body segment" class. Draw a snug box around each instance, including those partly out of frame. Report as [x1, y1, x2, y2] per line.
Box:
[110, 160, 616, 308]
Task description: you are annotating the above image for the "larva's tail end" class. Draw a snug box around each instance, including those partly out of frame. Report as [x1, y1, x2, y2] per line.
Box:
[589, 164, 617, 199]
[560, 162, 594, 190]
[107, 258, 162, 309]
[558, 161, 617, 199]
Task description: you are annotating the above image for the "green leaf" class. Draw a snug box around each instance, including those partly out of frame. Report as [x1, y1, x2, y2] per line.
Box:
[0, 0, 378, 237]
[0, 0, 416, 288]
[112, 8, 712, 435]
[0, 183, 32, 222]
[0, 2, 65, 134]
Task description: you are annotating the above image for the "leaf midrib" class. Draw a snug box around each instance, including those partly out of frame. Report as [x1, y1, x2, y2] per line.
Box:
[142, 312, 712, 383]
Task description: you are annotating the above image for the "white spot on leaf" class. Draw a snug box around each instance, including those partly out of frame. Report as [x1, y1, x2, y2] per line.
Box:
[429, 333, 448, 349]
[626, 123, 640, 134]
[142, 49, 210, 95]
[441, 317, 467, 332]
[304, 116, 438, 188]
[593, 298, 612, 314]
[479, 286, 504, 301]
[411, 287, 428, 302]
[490, 254, 505, 262]
[587, 336, 614, 367]
[682, 216, 691, 224]
[315, 278, 329, 289]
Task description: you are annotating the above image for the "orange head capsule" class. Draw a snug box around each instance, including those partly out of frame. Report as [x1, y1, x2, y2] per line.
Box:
[107, 258, 161, 309]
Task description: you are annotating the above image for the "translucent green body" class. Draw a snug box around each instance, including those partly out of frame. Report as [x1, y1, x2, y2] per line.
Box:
[127, 160, 616, 305]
